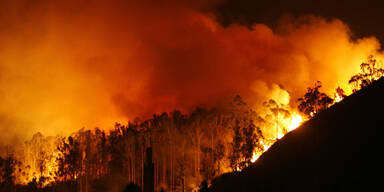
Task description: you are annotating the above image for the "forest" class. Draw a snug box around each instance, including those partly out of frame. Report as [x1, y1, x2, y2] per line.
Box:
[0, 55, 383, 192]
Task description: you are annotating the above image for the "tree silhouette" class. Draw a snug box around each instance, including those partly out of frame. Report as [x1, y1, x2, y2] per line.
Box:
[0, 155, 17, 191]
[198, 180, 209, 192]
[56, 136, 82, 181]
[349, 55, 384, 92]
[298, 81, 333, 117]
[229, 120, 243, 171]
[241, 120, 261, 166]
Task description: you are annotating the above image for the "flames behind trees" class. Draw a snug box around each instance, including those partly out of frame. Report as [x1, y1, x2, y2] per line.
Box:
[1, 95, 305, 191]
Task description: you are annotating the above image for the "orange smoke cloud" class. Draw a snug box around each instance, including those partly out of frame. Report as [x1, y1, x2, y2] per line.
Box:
[0, 0, 381, 143]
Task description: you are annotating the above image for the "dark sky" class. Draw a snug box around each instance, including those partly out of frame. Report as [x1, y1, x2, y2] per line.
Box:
[215, 0, 384, 43]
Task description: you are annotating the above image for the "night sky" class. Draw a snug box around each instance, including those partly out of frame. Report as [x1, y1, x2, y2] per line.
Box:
[215, 0, 384, 43]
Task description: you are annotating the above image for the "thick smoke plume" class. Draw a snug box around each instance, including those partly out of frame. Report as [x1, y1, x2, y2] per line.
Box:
[0, 0, 382, 144]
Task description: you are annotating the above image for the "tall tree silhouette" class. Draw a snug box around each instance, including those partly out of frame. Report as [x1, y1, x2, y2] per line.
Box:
[0, 155, 17, 191]
[230, 120, 243, 171]
[241, 120, 263, 168]
[56, 136, 82, 181]
[298, 81, 333, 117]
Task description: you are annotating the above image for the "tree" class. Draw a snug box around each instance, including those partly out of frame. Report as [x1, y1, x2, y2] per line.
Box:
[335, 86, 346, 101]
[298, 81, 333, 117]
[0, 156, 16, 184]
[0, 155, 17, 192]
[241, 120, 258, 167]
[229, 120, 243, 171]
[56, 136, 82, 181]
[349, 55, 384, 92]
[264, 99, 290, 139]
[95, 128, 108, 177]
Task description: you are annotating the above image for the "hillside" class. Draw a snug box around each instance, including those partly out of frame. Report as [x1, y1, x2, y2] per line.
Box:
[209, 78, 384, 192]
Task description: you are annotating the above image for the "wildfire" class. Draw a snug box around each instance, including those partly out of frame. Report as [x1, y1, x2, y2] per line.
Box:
[288, 113, 304, 132]
[13, 134, 60, 186]
[251, 112, 304, 163]
[250, 150, 260, 163]
[251, 140, 272, 163]
[334, 92, 343, 103]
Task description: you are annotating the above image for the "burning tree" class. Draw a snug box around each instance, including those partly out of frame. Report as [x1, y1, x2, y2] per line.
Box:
[263, 99, 291, 139]
[229, 96, 264, 171]
[298, 81, 333, 117]
[56, 136, 82, 181]
[349, 55, 384, 92]
[241, 120, 262, 166]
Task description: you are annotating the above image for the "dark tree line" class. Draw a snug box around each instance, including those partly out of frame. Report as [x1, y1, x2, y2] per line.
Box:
[1, 95, 270, 192]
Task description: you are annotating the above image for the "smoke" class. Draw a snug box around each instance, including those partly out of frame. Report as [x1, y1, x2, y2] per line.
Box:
[0, 0, 382, 144]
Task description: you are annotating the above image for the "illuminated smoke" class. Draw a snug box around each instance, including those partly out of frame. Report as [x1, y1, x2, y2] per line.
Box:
[0, 0, 382, 144]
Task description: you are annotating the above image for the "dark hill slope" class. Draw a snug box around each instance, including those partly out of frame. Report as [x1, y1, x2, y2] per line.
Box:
[210, 78, 384, 192]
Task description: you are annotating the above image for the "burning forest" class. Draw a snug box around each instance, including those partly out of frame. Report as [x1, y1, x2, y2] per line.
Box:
[1, 0, 384, 192]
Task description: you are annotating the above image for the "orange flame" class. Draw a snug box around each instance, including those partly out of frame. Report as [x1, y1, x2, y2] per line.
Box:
[251, 112, 304, 163]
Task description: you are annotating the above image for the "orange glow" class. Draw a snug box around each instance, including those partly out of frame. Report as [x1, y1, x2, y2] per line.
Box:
[288, 113, 304, 132]
[1, 0, 384, 188]
[13, 134, 59, 186]
[334, 92, 343, 103]
[277, 112, 305, 139]
[0, 2, 380, 147]
[251, 140, 272, 163]
[251, 112, 305, 163]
